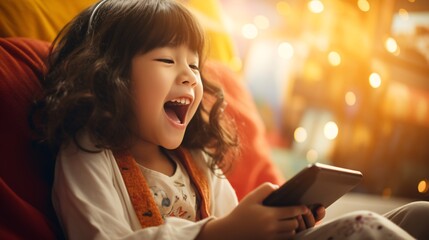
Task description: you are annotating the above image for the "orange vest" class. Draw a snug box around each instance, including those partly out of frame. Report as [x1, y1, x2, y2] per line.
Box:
[113, 148, 210, 228]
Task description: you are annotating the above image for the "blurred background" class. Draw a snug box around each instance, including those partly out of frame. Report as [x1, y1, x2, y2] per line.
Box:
[213, 0, 429, 201]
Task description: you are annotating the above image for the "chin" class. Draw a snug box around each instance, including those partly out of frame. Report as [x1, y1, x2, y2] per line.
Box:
[161, 138, 183, 150]
[162, 144, 180, 150]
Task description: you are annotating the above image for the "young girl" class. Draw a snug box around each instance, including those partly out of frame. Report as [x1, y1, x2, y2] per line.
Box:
[37, 0, 428, 239]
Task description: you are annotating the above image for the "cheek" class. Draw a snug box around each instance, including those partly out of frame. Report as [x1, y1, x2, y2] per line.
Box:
[131, 82, 165, 126]
[132, 70, 168, 107]
[132, 94, 151, 129]
[192, 82, 204, 111]
[195, 82, 204, 103]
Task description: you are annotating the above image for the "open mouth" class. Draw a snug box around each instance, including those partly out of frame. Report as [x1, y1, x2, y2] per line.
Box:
[163, 97, 191, 125]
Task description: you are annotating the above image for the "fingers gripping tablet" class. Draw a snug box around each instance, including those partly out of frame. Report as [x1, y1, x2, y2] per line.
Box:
[263, 163, 363, 210]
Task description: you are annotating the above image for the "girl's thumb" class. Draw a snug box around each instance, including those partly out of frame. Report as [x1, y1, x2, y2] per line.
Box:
[242, 182, 279, 204]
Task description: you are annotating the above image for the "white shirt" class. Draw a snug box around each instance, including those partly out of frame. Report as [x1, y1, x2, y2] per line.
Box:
[139, 159, 197, 221]
[52, 135, 238, 240]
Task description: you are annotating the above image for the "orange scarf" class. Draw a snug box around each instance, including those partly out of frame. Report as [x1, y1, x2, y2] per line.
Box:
[113, 148, 210, 228]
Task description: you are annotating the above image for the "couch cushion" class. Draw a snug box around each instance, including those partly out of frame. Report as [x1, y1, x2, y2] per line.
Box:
[0, 37, 61, 239]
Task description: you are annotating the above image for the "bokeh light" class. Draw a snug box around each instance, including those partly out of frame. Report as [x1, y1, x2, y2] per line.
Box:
[308, 0, 324, 14]
[345, 91, 357, 106]
[278, 42, 294, 60]
[385, 37, 398, 54]
[306, 149, 319, 163]
[294, 127, 308, 143]
[241, 23, 258, 39]
[398, 8, 409, 21]
[418, 180, 429, 194]
[369, 72, 382, 89]
[324, 121, 338, 140]
[357, 0, 370, 12]
[328, 51, 341, 66]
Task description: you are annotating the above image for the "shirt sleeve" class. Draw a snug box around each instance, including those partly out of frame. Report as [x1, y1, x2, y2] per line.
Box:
[52, 141, 214, 240]
[209, 169, 239, 217]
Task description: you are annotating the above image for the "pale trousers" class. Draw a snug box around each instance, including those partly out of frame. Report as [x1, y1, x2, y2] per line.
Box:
[296, 201, 429, 239]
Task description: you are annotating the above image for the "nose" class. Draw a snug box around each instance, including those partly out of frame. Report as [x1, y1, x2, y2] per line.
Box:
[176, 67, 197, 87]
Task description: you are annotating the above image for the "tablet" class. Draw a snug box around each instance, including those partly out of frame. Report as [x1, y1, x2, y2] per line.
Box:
[263, 163, 363, 209]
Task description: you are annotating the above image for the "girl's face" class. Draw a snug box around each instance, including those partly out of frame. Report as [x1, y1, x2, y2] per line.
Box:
[130, 45, 203, 149]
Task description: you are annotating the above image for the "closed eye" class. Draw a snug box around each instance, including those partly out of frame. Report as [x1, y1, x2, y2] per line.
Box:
[155, 58, 174, 64]
[189, 64, 200, 71]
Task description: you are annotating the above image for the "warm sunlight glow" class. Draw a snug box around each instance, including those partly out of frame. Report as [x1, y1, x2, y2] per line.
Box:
[276, 1, 291, 16]
[306, 149, 319, 163]
[303, 61, 323, 82]
[294, 127, 307, 143]
[254, 15, 270, 29]
[278, 42, 294, 60]
[241, 23, 258, 39]
[324, 121, 338, 140]
[345, 91, 357, 106]
[223, 15, 235, 33]
[217, 0, 428, 202]
[418, 180, 429, 193]
[416, 99, 428, 124]
[230, 56, 243, 72]
[386, 83, 410, 119]
[369, 72, 382, 89]
[308, 0, 324, 14]
[328, 51, 341, 66]
[357, 0, 370, 12]
[385, 37, 398, 53]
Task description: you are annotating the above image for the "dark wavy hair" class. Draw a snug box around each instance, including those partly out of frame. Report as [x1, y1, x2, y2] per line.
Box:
[35, 0, 237, 171]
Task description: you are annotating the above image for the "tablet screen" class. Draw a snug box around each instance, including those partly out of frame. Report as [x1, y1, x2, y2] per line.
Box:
[263, 163, 363, 208]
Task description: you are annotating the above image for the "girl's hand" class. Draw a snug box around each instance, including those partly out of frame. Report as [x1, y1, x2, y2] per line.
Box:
[296, 205, 326, 232]
[197, 183, 309, 240]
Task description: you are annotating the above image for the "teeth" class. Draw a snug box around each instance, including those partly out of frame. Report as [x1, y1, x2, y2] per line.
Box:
[170, 98, 190, 105]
